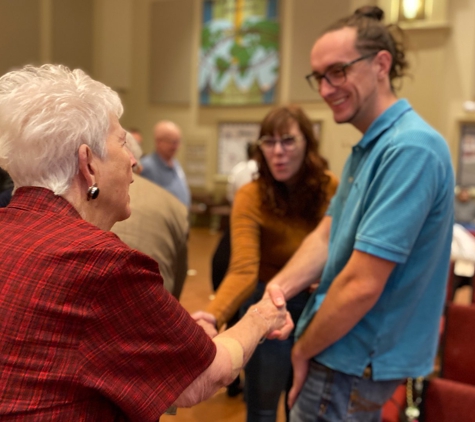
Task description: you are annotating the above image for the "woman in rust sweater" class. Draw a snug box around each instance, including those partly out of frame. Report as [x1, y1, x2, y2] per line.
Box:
[206, 105, 338, 422]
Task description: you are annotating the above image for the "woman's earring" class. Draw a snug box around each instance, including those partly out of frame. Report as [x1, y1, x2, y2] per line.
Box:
[87, 183, 100, 201]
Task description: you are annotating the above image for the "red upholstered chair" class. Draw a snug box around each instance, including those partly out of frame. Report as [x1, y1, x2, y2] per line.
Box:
[381, 384, 406, 422]
[438, 262, 455, 341]
[440, 303, 475, 385]
[421, 378, 475, 422]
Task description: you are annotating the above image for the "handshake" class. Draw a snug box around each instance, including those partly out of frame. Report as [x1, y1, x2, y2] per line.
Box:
[192, 284, 294, 340]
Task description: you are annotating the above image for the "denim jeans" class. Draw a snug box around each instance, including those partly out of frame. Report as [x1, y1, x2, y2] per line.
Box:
[241, 282, 310, 422]
[290, 361, 403, 422]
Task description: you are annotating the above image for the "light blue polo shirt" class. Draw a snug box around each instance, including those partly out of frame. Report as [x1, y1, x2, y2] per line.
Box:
[296, 99, 454, 380]
[141, 152, 191, 208]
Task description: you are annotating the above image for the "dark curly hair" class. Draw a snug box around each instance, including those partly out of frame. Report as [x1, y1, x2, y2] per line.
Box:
[255, 105, 330, 223]
[324, 6, 409, 91]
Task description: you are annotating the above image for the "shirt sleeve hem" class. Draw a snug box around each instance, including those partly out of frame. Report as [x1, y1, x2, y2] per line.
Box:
[354, 238, 407, 264]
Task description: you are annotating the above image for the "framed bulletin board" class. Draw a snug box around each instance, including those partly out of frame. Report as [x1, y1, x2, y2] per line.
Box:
[217, 122, 260, 175]
[458, 122, 475, 186]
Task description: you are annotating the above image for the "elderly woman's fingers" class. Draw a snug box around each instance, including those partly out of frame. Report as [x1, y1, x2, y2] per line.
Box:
[266, 312, 294, 340]
[250, 297, 288, 334]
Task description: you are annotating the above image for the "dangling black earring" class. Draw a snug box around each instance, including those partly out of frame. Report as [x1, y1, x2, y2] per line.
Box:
[87, 183, 100, 201]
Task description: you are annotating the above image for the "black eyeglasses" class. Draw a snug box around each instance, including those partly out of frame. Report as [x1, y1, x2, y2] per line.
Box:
[305, 52, 378, 91]
[257, 134, 303, 153]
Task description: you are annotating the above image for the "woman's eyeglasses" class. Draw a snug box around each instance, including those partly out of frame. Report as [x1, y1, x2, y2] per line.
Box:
[257, 135, 302, 153]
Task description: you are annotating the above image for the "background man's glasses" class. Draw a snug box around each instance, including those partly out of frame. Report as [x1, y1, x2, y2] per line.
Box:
[305, 52, 377, 91]
[257, 135, 302, 153]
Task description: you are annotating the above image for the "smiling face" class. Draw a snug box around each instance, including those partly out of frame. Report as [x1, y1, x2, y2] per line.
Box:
[310, 27, 380, 133]
[95, 117, 137, 225]
[260, 119, 307, 187]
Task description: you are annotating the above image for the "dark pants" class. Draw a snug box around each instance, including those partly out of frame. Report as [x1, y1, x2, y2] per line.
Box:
[241, 282, 310, 422]
[211, 228, 240, 328]
[211, 228, 231, 291]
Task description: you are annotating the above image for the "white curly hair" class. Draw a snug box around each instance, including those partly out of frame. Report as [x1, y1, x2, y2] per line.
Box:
[0, 64, 123, 195]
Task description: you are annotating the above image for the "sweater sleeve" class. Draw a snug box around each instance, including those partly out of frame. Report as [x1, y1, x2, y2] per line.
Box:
[206, 173, 338, 328]
[206, 183, 262, 328]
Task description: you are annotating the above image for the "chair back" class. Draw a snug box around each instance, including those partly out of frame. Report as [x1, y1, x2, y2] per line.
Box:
[440, 303, 475, 385]
[421, 378, 475, 422]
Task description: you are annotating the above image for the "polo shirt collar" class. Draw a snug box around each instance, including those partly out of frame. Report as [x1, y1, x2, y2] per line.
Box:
[357, 99, 412, 150]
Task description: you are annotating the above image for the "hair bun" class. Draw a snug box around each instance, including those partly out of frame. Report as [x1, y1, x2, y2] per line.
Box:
[354, 6, 384, 21]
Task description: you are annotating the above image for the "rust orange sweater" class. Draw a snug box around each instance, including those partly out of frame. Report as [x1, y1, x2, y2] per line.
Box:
[207, 172, 338, 328]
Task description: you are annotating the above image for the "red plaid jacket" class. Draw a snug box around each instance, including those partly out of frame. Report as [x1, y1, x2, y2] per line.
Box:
[0, 188, 216, 421]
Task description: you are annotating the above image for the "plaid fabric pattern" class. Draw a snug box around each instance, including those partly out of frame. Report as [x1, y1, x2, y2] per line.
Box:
[0, 187, 216, 421]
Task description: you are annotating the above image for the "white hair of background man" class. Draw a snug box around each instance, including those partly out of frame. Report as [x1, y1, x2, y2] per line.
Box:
[125, 132, 143, 162]
[126, 132, 144, 175]
[0, 64, 123, 195]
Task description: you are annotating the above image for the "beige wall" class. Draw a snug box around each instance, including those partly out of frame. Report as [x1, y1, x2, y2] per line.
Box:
[118, 0, 378, 192]
[2, 0, 475, 194]
[117, 0, 475, 195]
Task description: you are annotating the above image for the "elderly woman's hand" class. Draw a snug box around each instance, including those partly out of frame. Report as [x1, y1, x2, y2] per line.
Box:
[260, 284, 295, 340]
[248, 294, 293, 339]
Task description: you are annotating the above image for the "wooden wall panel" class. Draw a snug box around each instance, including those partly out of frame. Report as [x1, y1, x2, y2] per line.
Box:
[288, 0, 352, 102]
[0, 0, 40, 76]
[95, 0, 132, 91]
[150, 0, 194, 105]
[52, 0, 94, 75]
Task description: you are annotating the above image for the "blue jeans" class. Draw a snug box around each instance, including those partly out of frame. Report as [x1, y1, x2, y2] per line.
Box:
[241, 282, 310, 422]
[290, 361, 403, 422]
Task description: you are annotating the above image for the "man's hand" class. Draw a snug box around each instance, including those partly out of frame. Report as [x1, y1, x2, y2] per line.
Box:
[287, 341, 310, 409]
[265, 284, 294, 340]
[266, 283, 286, 307]
[191, 311, 218, 338]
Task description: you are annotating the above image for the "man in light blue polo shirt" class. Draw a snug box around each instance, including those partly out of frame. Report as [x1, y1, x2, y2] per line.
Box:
[141, 120, 191, 208]
[266, 5, 454, 422]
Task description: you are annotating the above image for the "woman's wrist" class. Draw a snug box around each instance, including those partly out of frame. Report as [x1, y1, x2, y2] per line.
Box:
[249, 306, 270, 336]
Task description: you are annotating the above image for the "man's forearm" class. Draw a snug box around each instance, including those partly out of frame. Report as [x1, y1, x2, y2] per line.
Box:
[293, 275, 381, 360]
[269, 217, 331, 300]
[293, 250, 395, 360]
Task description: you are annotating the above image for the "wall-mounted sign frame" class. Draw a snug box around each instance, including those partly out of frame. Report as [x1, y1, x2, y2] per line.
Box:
[217, 122, 260, 175]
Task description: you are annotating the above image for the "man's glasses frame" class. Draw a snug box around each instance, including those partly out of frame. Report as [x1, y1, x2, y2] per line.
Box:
[305, 52, 378, 91]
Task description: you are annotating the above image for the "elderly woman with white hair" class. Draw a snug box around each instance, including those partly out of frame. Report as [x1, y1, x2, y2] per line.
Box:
[0, 64, 291, 422]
